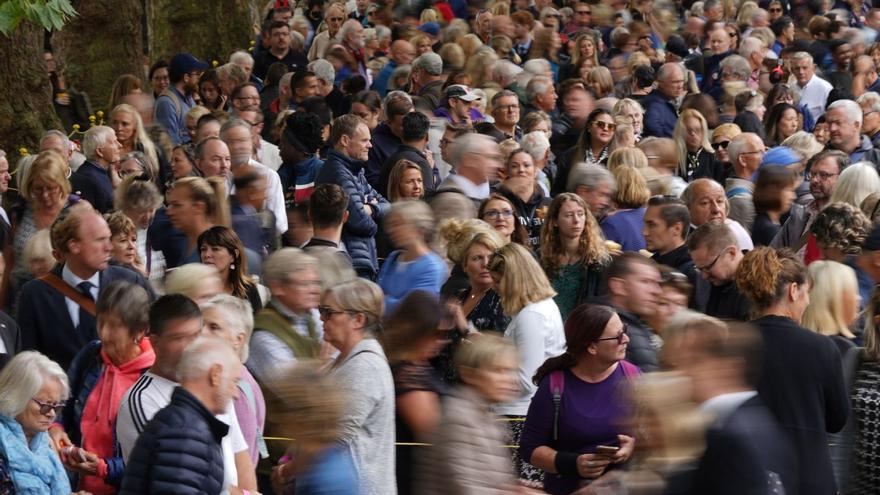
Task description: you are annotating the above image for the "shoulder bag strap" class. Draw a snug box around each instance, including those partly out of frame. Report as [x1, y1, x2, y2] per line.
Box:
[550, 369, 564, 442]
[38, 273, 96, 317]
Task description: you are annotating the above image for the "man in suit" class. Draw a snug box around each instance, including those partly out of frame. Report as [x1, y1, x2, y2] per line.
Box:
[18, 202, 154, 369]
[0, 253, 19, 369]
[664, 312, 797, 495]
[71, 126, 120, 213]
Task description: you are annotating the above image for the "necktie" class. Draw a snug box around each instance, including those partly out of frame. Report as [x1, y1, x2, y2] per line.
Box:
[76, 281, 97, 343]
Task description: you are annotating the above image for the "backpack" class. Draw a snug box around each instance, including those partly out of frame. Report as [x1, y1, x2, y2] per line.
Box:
[549, 361, 639, 442]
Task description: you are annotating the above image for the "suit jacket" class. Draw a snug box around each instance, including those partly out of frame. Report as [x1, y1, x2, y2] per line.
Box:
[0, 311, 20, 356]
[17, 264, 154, 369]
[70, 161, 114, 213]
[689, 395, 797, 495]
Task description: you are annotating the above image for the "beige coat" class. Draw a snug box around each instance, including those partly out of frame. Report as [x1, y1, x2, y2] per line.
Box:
[415, 386, 518, 494]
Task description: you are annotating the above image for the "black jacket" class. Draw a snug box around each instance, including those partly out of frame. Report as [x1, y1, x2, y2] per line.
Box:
[616, 308, 658, 372]
[120, 387, 228, 495]
[651, 244, 698, 288]
[496, 184, 551, 250]
[688, 395, 798, 495]
[705, 280, 752, 322]
[753, 315, 850, 495]
[70, 161, 114, 213]
[365, 122, 402, 190]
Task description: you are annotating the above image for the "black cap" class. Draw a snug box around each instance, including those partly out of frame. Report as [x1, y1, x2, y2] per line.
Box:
[665, 35, 689, 59]
[864, 223, 880, 251]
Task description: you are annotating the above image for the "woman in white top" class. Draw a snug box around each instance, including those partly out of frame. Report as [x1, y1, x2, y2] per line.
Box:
[488, 242, 565, 485]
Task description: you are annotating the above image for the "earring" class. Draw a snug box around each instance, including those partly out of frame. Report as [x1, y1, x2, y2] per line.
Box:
[230, 263, 236, 270]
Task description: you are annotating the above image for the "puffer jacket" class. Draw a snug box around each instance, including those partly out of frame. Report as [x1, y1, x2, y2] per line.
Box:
[315, 149, 390, 277]
[415, 385, 518, 494]
[119, 387, 228, 495]
[365, 122, 402, 189]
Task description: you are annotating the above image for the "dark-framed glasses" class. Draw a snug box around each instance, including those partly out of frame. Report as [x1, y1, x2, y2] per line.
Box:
[597, 324, 628, 344]
[32, 398, 65, 416]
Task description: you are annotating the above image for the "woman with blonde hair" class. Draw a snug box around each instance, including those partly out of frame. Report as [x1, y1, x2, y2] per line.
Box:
[386, 159, 425, 202]
[164, 263, 223, 304]
[780, 131, 824, 163]
[458, 34, 484, 60]
[734, 246, 849, 495]
[410, 33, 434, 55]
[565, 32, 600, 79]
[463, 47, 498, 89]
[608, 123, 638, 157]
[802, 261, 859, 353]
[673, 108, 723, 182]
[110, 103, 164, 183]
[828, 162, 880, 208]
[613, 97, 644, 139]
[586, 66, 614, 99]
[601, 166, 650, 251]
[710, 123, 742, 167]
[165, 176, 230, 266]
[488, 242, 564, 483]
[540, 193, 610, 319]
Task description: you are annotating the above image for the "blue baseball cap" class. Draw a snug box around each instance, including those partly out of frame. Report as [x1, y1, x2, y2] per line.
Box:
[760, 146, 801, 167]
[418, 22, 440, 37]
[169, 53, 209, 80]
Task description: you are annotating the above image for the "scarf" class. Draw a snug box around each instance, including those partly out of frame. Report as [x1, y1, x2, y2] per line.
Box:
[0, 415, 70, 495]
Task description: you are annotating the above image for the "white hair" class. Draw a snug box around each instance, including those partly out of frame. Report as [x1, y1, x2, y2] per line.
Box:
[229, 50, 254, 66]
[857, 91, 880, 113]
[82, 125, 117, 161]
[521, 131, 551, 162]
[492, 60, 523, 85]
[176, 336, 240, 382]
[340, 19, 362, 40]
[200, 294, 254, 362]
[0, 351, 70, 417]
[791, 51, 814, 65]
[828, 162, 880, 207]
[828, 98, 863, 125]
[40, 130, 71, 152]
[726, 132, 762, 165]
[526, 75, 553, 104]
[291, 15, 311, 31]
[375, 25, 391, 41]
[308, 59, 336, 85]
[523, 58, 551, 76]
[448, 133, 495, 168]
[567, 162, 617, 193]
[739, 36, 765, 60]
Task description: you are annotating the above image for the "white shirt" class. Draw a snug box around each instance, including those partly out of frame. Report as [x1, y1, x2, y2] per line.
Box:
[496, 298, 566, 416]
[447, 173, 491, 201]
[61, 264, 99, 328]
[794, 74, 832, 124]
[116, 371, 249, 489]
[257, 140, 283, 171]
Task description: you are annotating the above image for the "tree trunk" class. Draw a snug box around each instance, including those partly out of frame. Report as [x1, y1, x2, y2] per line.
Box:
[148, 0, 255, 68]
[0, 24, 59, 159]
[53, 0, 146, 115]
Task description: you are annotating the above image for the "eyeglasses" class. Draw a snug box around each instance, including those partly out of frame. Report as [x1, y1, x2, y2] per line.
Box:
[317, 305, 353, 318]
[482, 209, 514, 219]
[495, 104, 519, 112]
[807, 170, 838, 181]
[32, 185, 61, 196]
[713, 140, 730, 149]
[769, 7, 782, 12]
[696, 252, 723, 274]
[577, 9, 591, 14]
[597, 324, 628, 344]
[593, 121, 617, 131]
[32, 398, 65, 416]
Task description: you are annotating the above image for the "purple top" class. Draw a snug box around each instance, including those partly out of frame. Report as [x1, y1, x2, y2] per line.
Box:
[234, 367, 267, 465]
[519, 365, 635, 495]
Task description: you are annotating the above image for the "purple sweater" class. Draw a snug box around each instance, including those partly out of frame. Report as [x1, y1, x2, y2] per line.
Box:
[519, 365, 635, 495]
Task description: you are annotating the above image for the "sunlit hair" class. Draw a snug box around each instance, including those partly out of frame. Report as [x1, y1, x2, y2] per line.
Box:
[454, 332, 517, 373]
[828, 162, 880, 208]
[673, 108, 715, 177]
[612, 165, 651, 209]
[439, 218, 505, 266]
[489, 242, 557, 315]
[197, 226, 255, 300]
[735, 247, 809, 310]
[201, 293, 254, 362]
[170, 176, 230, 227]
[0, 351, 70, 417]
[23, 150, 71, 202]
[802, 261, 858, 340]
[111, 103, 160, 180]
[164, 263, 221, 301]
[323, 279, 385, 334]
[386, 200, 436, 244]
[175, 335, 239, 383]
[540, 193, 609, 277]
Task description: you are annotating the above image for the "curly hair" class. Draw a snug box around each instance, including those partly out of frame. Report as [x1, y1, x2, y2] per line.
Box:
[540, 193, 610, 277]
[735, 247, 809, 310]
[284, 111, 325, 154]
[810, 202, 870, 255]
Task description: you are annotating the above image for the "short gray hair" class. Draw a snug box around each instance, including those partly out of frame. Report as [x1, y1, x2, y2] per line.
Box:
[828, 98, 863, 125]
[220, 118, 252, 137]
[567, 162, 617, 193]
[291, 15, 311, 31]
[739, 36, 765, 59]
[82, 125, 117, 161]
[340, 19, 362, 40]
[376, 25, 391, 41]
[791, 51, 814, 65]
[0, 351, 70, 417]
[727, 132, 761, 165]
[858, 91, 880, 113]
[448, 133, 495, 168]
[387, 200, 436, 243]
[201, 294, 254, 362]
[412, 52, 443, 76]
[521, 131, 550, 162]
[720, 54, 752, 80]
[176, 336, 240, 382]
[229, 50, 254, 66]
[492, 60, 523, 84]
[526, 75, 553, 103]
[523, 58, 551, 77]
[40, 130, 70, 152]
[308, 59, 336, 86]
[263, 247, 319, 286]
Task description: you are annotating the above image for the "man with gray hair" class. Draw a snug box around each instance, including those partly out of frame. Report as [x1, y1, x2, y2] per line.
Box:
[72, 125, 121, 213]
[371, 39, 416, 97]
[857, 91, 880, 146]
[825, 98, 880, 163]
[39, 129, 74, 168]
[724, 132, 765, 232]
[340, 19, 370, 84]
[739, 36, 767, 87]
[432, 134, 503, 217]
[307, 59, 346, 117]
[791, 51, 832, 123]
[410, 52, 445, 112]
[522, 75, 558, 120]
[643, 63, 685, 137]
[567, 162, 616, 220]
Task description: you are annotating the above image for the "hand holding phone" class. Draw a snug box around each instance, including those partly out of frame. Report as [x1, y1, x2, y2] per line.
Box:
[595, 445, 620, 457]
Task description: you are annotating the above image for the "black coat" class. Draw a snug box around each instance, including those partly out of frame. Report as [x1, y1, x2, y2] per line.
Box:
[753, 315, 850, 495]
[70, 161, 115, 213]
[651, 244, 698, 288]
[688, 395, 798, 495]
[705, 280, 753, 322]
[617, 307, 659, 372]
[17, 264, 154, 369]
[120, 387, 228, 495]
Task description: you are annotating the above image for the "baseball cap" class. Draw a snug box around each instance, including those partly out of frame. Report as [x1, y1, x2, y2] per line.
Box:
[418, 22, 440, 37]
[445, 85, 480, 102]
[169, 53, 209, 80]
[665, 35, 689, 59]
[760, 147, 801, 168]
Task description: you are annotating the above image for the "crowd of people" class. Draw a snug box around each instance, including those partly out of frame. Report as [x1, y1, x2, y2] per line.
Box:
[4, 0, 880, 492]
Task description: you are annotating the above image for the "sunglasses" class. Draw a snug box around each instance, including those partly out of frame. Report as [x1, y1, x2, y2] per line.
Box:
[32, 398, 65, 416]
[597, 324, 629, 344]
[713, 140, 730, 149]
[769, 7, 782, 12]
[593, 121, 617, 130]
[317, 305, 353, 318]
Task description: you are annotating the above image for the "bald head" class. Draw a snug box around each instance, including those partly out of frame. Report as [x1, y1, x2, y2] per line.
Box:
[390, 40, 416, 65]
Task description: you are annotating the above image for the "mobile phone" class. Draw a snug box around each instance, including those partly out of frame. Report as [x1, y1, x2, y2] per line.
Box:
[596, 445, 620, 456]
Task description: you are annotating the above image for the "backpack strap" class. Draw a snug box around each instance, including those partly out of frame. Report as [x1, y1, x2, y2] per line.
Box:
[158, 88, 183, 117]
[550, 369, 564, 442]
[619, 360, 640, 379]
[39, 272, 96, 316]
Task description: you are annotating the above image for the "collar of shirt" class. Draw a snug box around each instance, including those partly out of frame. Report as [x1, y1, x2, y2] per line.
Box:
[448, 173, 490, 200]
[62, 264, 100, 296]
[270, 299, 317, 324]
[700, 390, 757, 423]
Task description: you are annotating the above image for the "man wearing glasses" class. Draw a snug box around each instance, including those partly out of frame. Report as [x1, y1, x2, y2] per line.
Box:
[687, 221, 751, 322]
[724, 133, 765, 233]
[562, 2, 592, 36]
[642, 62, 685, 138]
[253, 21, 308, 80]
[154, 53, 207, 145]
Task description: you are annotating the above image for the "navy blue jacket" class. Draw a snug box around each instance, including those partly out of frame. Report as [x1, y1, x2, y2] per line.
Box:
[642, 92, 679, 138]
[70, 161, 114, 213]
[120, 387, 228, 495]
[230, 199, 268, 256]
[147, 208, 188, 269]
[316, 150, 390, 277]
[17, 264, 154, 369]
[365, 122, 402, 189]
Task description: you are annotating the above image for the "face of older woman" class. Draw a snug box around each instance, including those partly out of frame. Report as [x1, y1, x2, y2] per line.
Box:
[464, 243, 494, 290]
[461, 354, 519, 404]
[29, 178, 64, 211]
[481, 199, 515, 239]
[201, 307, 245, 357]
[111, 231, 137, 266]
[17, 377, 64, 438]
[320, 294, 360, 351]
[98, 312, 145, 365]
